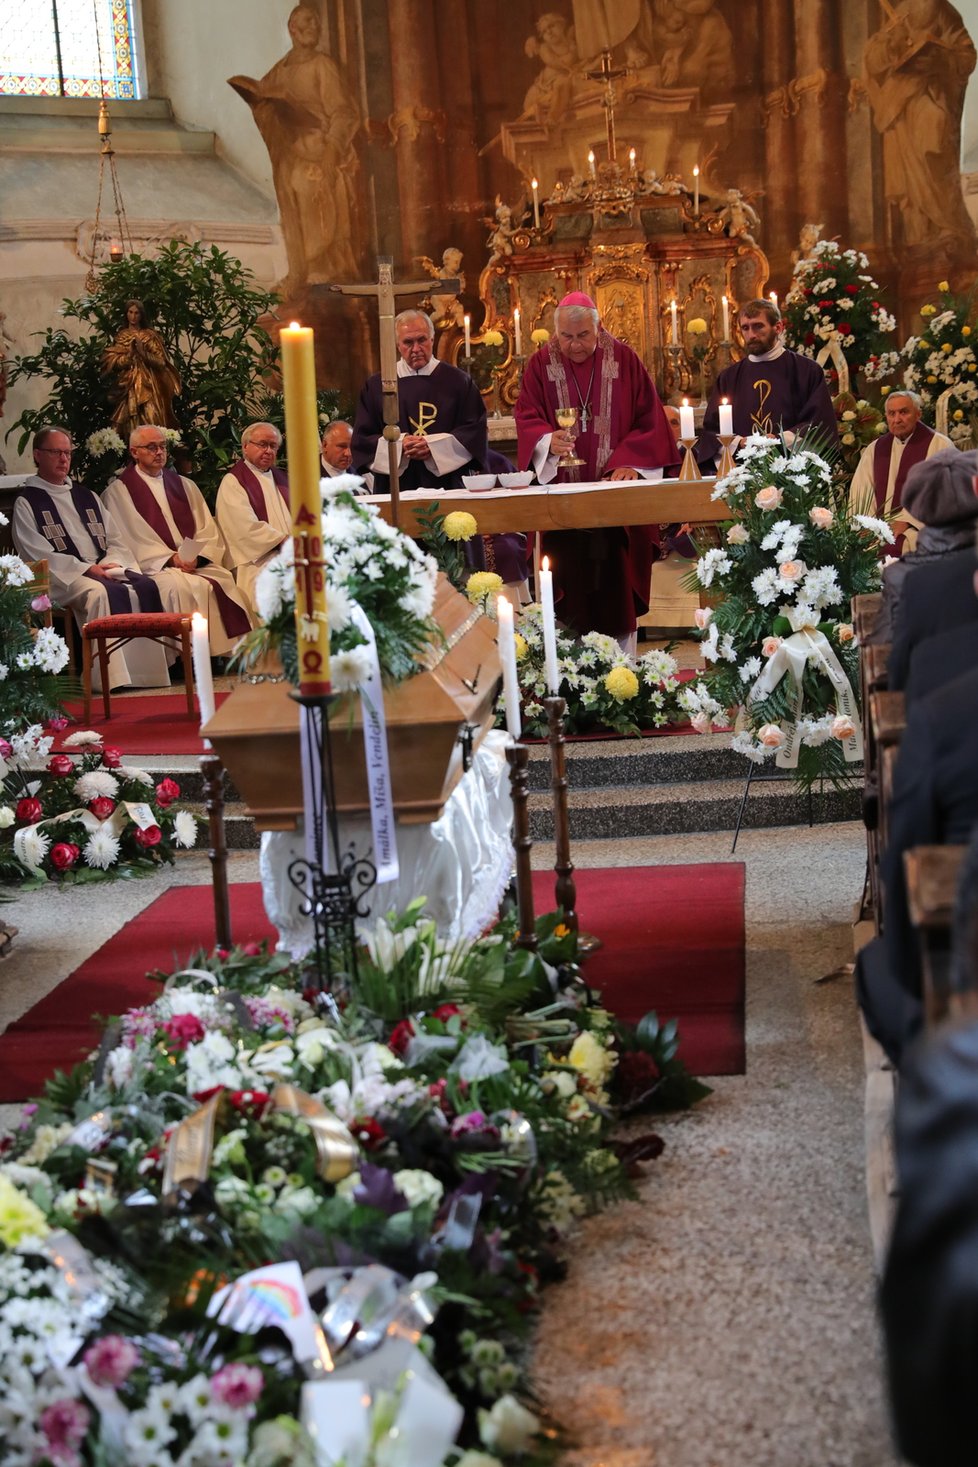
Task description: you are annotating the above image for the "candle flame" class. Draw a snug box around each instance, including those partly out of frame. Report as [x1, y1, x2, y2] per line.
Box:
[682, 397, 689, 406]
[722, 396, 728, 405]
[191, 611, 207, 631]
[531, 176, 538, 189]
[287, 320, 301, 330]
[587, 149, 595, 162]
[542, 555, 550, 572]
[693, 164, 699, 177]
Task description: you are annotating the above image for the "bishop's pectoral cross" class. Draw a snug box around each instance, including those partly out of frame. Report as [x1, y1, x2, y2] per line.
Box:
[331, 257, 459, 526]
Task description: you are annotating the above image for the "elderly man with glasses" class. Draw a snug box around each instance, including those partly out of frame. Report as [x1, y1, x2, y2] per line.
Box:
[11, 425, 173, 691]
[103, 425, 254, 656]
[215, 421, 291, 606]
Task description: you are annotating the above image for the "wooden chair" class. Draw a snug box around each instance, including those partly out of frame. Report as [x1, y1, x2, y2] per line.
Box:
[81, 611, 196, 721]
[27, 559, 75, 673]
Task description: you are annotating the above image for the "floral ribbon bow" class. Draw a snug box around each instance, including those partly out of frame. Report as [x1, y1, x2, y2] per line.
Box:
[747, 607, 862, 769]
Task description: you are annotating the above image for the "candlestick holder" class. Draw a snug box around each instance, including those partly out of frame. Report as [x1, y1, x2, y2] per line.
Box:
[716, 337, 735, 372]
[201, 749, 232, 950]
[716, 433, 737, 480]
[665, 344, 692, 399]
[461, 353, 474, 377]
[506, 742, 538, 952]
[678, 437, 703, 481]
[287, 692, 377, 1009]
[544, 696, 577, 932]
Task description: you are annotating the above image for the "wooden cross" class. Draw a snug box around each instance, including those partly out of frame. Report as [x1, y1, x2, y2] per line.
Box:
[330, 256, 460, 526]
[585, 49, 627, 165]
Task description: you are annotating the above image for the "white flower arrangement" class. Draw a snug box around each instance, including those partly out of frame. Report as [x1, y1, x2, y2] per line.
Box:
[85, 427, 126, 458]
[783, 240, 897, 380]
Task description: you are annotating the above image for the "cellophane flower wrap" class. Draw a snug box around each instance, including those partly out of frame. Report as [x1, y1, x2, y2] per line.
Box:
[685, 434, 884, 786]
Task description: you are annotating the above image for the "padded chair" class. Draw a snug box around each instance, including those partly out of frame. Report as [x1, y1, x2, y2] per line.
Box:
[81, 611, 196, 721]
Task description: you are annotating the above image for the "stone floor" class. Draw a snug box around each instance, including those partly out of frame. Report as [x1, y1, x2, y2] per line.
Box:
[0, 819, 900, 1464]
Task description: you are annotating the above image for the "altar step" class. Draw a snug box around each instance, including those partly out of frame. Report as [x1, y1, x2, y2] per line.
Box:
[163, 731, 861, 851]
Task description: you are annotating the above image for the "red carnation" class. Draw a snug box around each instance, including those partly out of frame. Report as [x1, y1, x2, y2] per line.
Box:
[161, 1013, 206, 1049]
[134, 824, 162, 848]
[433, 1003, 461, 1023]
[50, 842, 80, 871]
[818, 299, 834, 309]
[352, 1116, 387, 1150]
[872, 301, 880, 309]
[89, 796, 116, 821]
[838, 321, 852, 335]
[845, 284, 858, 295]
[804, 331, 816, 346]
[388, 1017, 416, 1056]
[155, 778, 181, 807]
[47, 754, 74, 778]
[0, 738, 12, 759]
[229, 1089, 273, 1117]
[803, 288, 813, 298]
[101, 747, 123, 769]
[16, 798, 42, 824]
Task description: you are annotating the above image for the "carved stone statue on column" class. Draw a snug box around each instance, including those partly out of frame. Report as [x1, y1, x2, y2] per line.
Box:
[864, 0, 976, 254]
[523, 13, 579, 123]
[228, 4, 361, 292]
[419, 247, 466, 327]
[621, 0, 735, 90]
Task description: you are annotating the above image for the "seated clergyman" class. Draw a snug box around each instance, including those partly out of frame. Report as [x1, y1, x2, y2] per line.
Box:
[215, 421, 291, 607]
[12, 425, 172, 691]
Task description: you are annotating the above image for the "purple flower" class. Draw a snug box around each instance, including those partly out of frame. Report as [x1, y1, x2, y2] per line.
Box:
[83, 1334, 140, 1388]
[449, 1110, 500, 1141]
[39, 1398, 90, 1459]
[31, 593, 52, 612]
[18, 1103, 38, 1129]
[353, 1162, 409, 1216]
[211, 1361, 264, 1409]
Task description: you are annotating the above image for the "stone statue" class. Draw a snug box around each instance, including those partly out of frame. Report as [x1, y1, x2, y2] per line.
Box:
[791, 221, 824, 267]
[229, 4, 361, 291]
[718, 187, 760, 245]
[487, 198, 515, 260]
[637, 167, 685, 196]
[864, 0, 976, 251]
[523, 13, 579, 123]
[622, 0, 734, 90]
[418, 246, 465, 326]
[101, 300, 181, 437]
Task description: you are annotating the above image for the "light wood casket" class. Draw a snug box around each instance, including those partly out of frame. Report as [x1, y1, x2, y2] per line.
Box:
[202, 575, 501, 831]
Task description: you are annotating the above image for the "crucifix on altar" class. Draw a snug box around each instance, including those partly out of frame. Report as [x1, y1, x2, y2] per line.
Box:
[585, 48, 627, 166]
[330, 256, 460, 527]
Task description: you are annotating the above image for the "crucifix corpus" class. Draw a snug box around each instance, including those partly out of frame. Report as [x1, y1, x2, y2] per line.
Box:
[585, 48, 627, 165]
[331, 256, 460, 527]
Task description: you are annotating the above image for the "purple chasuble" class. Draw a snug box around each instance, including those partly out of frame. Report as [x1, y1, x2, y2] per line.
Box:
[20, 481, 162, 614]
[228, 460, 290, 521]
[352, 362, 488, 492]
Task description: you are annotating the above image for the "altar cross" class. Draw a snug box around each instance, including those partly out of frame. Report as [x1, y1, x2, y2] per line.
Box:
[330, 256, 460, 526]
[585, 49, 627, 165]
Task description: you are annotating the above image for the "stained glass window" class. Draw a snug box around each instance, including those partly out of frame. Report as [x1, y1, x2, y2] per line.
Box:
[0, 0, 140, 99]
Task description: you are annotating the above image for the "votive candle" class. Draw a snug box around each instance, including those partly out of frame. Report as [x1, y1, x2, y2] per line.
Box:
[718, 398, 734, 437]
[280, 321, 330, 697]
[769, 290, 779, 312]
[679, 398, 695, 440]
[629, 146, 636, 173]
[496, 597, 522, 740]
[539, 556, 560, 694]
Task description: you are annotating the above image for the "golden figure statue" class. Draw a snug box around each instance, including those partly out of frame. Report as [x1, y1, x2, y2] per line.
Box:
[102, 300, 181, 436]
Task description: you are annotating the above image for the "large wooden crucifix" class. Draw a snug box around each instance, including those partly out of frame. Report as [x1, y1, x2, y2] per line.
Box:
[330, 256, 460, 526]
[584, 49, 627, 166]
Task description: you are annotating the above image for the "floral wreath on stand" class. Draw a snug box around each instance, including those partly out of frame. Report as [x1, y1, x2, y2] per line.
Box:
[900, 279, 978, 443]
[782, 239, 899, 386]
[681, 434, 886, 788]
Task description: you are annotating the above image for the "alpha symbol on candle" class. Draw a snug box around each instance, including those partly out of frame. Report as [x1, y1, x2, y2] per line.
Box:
[294, 504, 317, 526]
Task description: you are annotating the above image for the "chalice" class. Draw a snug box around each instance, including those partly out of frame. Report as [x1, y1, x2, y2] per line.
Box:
[555, 405, 585, 468]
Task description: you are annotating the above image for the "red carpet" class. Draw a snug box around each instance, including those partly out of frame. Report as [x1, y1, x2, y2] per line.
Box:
[0, 865, 744, 1103]
[52, 692, 230, 756]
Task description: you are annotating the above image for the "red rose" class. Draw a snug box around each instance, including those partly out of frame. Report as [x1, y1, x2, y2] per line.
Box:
[155, 778, 181, 807]
[0, 738, 13, 759]
[804, 331, 816, 346]
[352, 1117, 387, 1150]
[50, 842, 79, 871]
[134, 824, 162, 848]
[101, 747, 123, 769]
[818, 298, 834, 309]
[872, 301, 880, 309]
[47, 754, 74, 778]
[241, 941, 264, 957]
[89, 796, 116, 821]
[803, 288, 813, 298]
[838, 321, 852, 335]
[845, 284, 858, 295]
[46, 716, 69, 732]
[388, 1017, 416, 1056]
[161, 1013, 206, 1049]
[229, 1089, 273, 1118]
[433, 1003, 461, 1023]
[16, 798, 42, 824]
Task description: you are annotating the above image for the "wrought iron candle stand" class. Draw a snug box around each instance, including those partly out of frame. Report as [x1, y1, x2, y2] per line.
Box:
[505, 741, 538, 952]
[288, 692, 377, 1012]
[200, 748, 232, 951]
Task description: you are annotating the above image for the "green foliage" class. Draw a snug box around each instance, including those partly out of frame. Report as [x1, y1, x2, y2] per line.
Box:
[901, 279, 978, 433]
[6, 241, 347, 499]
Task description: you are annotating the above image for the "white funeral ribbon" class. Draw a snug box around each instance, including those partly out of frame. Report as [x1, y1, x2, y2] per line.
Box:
[350, 605, 399, 884]
[815, 331, 850, 396]
[747, 610, 863, 769]
[13, 804, 129, 869]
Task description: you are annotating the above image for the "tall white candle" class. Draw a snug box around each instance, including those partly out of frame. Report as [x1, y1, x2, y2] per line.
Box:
[463, 313, 471, 356]
[721, 294, 730, 339]
[769, 290, 779, 312]
[718, 397, 734, 437]
[496, 597, 522, 740]
[587, 149, 596, 178]
[513, 307, 522, 355]
[693, 164, 700, 215]
[670, 299, 678, 346]
[539, 556, 560, 694]
[679, 398, 695, 439]
[191, 612, 215, 740]
[531, 177, 540, 230]
[628, 146, 636, 173]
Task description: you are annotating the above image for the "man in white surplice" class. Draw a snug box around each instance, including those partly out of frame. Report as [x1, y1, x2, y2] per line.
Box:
[11, 426, 172, 691]
[215, 421, 291, 607]
[104, 425, 254, 655]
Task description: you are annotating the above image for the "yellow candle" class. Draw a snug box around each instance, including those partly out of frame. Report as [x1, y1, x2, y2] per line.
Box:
[280, 321, 330, 697]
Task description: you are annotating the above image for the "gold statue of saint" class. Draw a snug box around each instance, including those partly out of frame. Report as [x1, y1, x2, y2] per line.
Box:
[101, 300, 181, 437]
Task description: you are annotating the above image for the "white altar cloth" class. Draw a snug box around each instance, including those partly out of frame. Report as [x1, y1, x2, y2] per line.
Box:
[260, 731, 514, 958]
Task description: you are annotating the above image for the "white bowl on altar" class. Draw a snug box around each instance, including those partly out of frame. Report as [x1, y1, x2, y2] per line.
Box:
[462, 474, 497, 490]
[498, 471, 534, 488]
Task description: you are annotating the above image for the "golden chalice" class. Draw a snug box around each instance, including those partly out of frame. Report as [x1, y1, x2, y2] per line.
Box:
[555, 405, 585, 468]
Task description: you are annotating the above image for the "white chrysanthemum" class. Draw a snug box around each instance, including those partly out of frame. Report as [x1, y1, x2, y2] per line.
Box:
[320, 471, 369, 501]
[0, 806, 13, 829]
[730, 730, 773, 764]
[73, 770, 119, 801]
[119, 765, 154, 786]
[63, 730, 103, 748]
[326, 582, 354, 633]
[173, 810, 197, 848]
[800, 565, 843, 610]
[852, 514, 895, 544]
[638, 648, 678, 683]
[0, 662, 7, 681]
[84, 827, 121, 869]
[254, 558, 292, 622]
[31, 626, 70, 673]
[695, 549, 732, 587]
[331, 645, 374, 692]
[0, 554, 33, 588]
[18, 826, 50, 870]
[751, 568, 781, 606]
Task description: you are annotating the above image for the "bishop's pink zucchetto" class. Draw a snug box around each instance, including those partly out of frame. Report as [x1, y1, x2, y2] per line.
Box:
[557, 291, 597, 310]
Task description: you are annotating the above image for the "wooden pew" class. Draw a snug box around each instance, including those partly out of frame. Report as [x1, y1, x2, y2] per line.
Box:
[870, 690, 906, 918]
[904, 844, 968, 1024]
[853, 594, 886, 927]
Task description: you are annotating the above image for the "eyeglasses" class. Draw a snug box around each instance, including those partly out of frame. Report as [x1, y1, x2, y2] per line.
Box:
[250, 440, 279, 450]
[138, 442, 168, 452]
[36, 448, 72, 457]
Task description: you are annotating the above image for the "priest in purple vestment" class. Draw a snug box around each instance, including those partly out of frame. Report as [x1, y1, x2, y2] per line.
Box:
[216, 421, 291, 607]
[515, 292, 678, 640]
[352, 309, 527, 590]
[849, 389, 955, 555]
[701, 298, 839, 458]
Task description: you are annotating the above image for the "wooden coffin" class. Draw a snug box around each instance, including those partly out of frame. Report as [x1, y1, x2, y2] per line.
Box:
[203, 575, 501, 830]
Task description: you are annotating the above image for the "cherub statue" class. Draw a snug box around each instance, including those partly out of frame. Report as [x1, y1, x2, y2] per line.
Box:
[791, 221, 824, 267]
[718, 187, 760, 244]
[523, 12, 578, 123]
[562, 173, 588, 202]
[418, 245, 465, 326]
[486, 198, 515, 260]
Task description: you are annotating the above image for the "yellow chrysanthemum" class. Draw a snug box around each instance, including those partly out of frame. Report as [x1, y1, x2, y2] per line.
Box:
[604, 666, 639, 701]
[466, 570, 503, 603]
[568, 1030, 617, 1089]
[881, 385, 891, 396]
[927, 375, 938, 383]
[938, 280, 950, 292]
[0, 1175, 49, 1247]
[443, 511, 478, 542]
[514, 632, 528, 661]
[687, 316, 708, 334]
[531, 328, 550, 344]
[964, 326, 972, 337]
[920, 303, 937, 317]
[954, 409, 965, 421]
[942, 342, 953, 353]
[483, 329, 505, 347]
